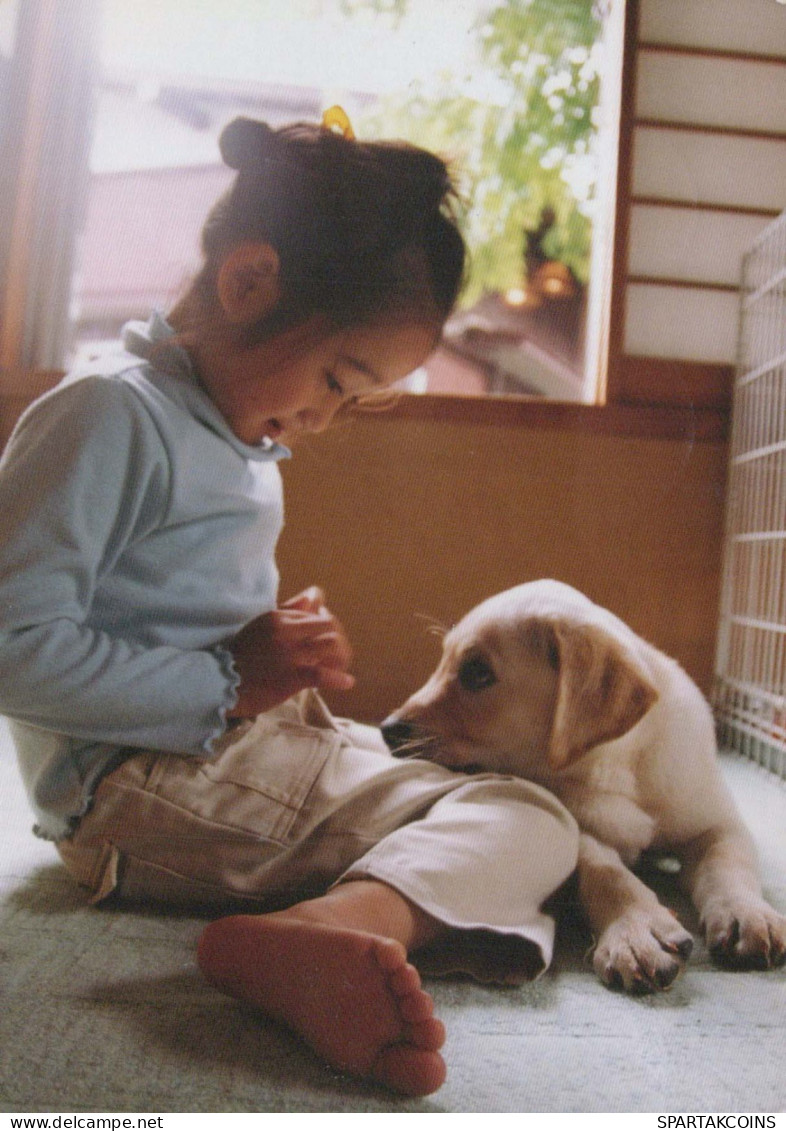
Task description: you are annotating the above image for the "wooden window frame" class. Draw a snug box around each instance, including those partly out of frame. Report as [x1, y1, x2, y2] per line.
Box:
[605, 0, 783, 420]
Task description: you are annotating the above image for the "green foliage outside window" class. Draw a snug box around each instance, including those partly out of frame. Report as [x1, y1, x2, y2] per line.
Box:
[343, 0, 604, 304]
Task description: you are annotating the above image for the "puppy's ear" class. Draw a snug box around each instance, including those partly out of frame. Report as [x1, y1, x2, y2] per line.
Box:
[547, 621, 658, 769]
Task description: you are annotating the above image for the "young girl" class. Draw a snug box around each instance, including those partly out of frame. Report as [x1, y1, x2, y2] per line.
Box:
[0, 115, 579, 1098]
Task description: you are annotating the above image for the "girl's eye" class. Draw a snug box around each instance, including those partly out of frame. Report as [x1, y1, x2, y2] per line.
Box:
[325, 371, 344, 396]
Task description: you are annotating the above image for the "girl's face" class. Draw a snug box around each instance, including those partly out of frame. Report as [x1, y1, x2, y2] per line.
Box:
[200, 318, 438, 446]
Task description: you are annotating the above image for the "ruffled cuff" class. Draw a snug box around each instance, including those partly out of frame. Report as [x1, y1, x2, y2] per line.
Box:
[203, 644, 241, 755]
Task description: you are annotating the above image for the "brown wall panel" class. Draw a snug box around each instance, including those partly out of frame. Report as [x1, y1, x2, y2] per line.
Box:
[277, 408, 729, 722]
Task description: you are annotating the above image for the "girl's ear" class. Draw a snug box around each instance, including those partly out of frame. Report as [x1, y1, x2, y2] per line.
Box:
[216, 242, 281, 324]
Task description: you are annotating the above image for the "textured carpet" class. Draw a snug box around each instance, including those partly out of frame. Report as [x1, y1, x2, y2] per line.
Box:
[1, 716, 784, 1114]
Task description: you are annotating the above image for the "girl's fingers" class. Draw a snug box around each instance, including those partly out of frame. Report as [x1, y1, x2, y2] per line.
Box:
[275, 615, 352, 660]
[314, 667, 356, 692]
[275, 608, 334, 636]
[281, 586, 326, 614]
[294, 665, 356, 693]
[292, 630, 352, 669]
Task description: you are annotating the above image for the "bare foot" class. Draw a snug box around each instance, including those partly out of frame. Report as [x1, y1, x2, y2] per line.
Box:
[197, 914, 447, 1096]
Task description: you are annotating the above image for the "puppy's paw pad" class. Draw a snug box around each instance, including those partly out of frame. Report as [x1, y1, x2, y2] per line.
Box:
[705, 900, 786, 970]
[593, 910, 693, 994]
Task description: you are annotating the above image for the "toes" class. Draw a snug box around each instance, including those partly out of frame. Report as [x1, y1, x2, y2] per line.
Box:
[388, 963, 422, 998]
[398, 989, 435, 1025]
[705, 903, 786, 970]
[594, 914, 692, 993]
[676, 936, 695, 960]
[372, 937, 409, 973]
[708, 918, 756, 968]
[599, 950, 683, 994]
[660, 932, 694, 960]
[711, 931, 773, 970]
[630, 953, 683, 994]
[372, 1046, 447, 1097]
[407, 1015, 447, 1052]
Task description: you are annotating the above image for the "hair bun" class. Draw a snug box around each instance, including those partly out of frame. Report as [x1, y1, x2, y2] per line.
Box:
[388, 146, 455, 219]
[219, 117, 275, 172]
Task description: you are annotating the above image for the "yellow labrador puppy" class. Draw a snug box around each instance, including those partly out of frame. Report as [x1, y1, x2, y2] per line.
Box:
[382, 579, 786, 993]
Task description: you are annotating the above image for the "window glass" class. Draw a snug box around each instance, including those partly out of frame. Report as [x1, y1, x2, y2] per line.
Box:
[70, 0, 615, 402]
[0, 0, 19, 58]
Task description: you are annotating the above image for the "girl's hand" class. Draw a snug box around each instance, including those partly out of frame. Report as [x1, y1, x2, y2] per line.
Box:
[226, 587, 355, 717]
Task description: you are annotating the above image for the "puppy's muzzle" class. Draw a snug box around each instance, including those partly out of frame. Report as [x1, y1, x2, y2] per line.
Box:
[380, 718, 415, 754]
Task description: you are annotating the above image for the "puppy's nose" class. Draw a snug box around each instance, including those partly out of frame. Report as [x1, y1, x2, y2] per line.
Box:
[380, 718, 414, 753]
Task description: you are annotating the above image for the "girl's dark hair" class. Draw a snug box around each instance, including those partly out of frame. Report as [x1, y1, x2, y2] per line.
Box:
[197, 116, 466, 339]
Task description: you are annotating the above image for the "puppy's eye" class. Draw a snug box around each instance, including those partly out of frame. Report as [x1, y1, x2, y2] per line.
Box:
[458, 654, 497, 692]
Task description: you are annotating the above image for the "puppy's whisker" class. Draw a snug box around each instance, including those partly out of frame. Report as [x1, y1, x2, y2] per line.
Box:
[413, 613, 449, 639]
[392, 735, 439, 760]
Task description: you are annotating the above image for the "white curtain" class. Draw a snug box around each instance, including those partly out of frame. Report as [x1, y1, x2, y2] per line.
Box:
[0, 0, 98, 370]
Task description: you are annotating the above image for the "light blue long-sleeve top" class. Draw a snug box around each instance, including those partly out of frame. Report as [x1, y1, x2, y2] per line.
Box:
[0, 313, 290, 840]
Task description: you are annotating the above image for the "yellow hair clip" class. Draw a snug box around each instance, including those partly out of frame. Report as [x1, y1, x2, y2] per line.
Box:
[322, 105, 356, 140]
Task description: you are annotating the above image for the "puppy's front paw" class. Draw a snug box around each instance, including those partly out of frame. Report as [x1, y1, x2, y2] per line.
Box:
[703, 898, 786, 970]
[592, 908, 694, 994]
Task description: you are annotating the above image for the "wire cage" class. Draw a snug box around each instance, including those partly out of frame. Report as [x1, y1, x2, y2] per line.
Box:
[714, 210, 786, 781]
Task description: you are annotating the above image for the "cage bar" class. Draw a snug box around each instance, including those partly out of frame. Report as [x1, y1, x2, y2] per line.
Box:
[714, 210, 786, 780]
